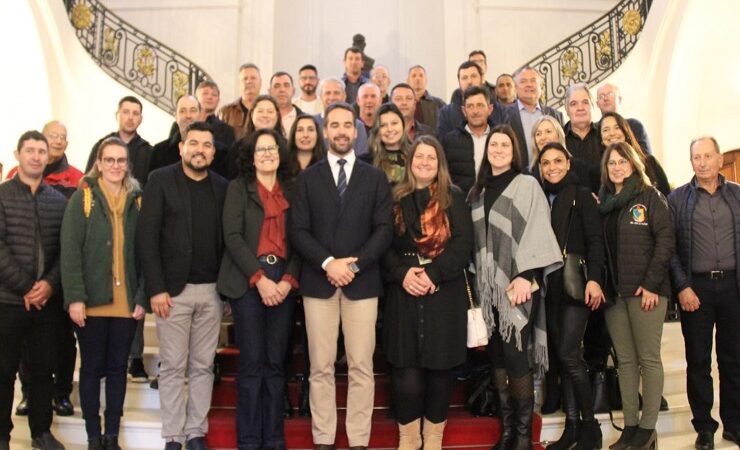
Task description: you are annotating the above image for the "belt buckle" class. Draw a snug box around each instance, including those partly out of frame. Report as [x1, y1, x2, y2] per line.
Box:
[265, 254, 278, 265]
[710, 270, 722, 279]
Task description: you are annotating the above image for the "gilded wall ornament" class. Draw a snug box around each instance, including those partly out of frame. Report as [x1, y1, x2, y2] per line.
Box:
[560, 49, 581, 80]
[135, 47, 155, 77]
[70, 3, 93, 30]
[103, 27, 118, 57]
[173, 71, 189, 100]
[622, 9, 642, 36]
[597, 30, 612, 61]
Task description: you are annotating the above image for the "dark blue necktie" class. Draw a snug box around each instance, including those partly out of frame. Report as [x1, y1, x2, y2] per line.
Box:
[337, 158, 347, 198]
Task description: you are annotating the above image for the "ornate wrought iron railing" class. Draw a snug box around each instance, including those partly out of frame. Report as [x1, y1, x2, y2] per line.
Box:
[63, 0, 211, 115]
[521, 0, 653, 109]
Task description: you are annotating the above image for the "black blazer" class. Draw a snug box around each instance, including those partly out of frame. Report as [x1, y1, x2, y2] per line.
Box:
[503, 103, 563, 168]
[289, 157, 393, 300]
[136, 163, 228, 298]
[216, 178, 301, 299]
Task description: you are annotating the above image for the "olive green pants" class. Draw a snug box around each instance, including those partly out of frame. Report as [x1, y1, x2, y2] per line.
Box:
[604, 295, 667, 428]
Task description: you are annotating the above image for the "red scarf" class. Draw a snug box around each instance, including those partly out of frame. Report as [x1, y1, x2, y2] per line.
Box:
[256, 179, 290, 258]
[394, 183, 450, 259]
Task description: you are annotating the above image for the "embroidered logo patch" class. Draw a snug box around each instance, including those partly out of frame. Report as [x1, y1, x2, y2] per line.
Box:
[629, 204, 648, 225]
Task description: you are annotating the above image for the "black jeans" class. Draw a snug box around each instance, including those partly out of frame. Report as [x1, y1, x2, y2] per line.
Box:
[19, 296, 77, 399]
[230, 261, 296, 449]
[583, 309, 611, 371]
[391, 366, 453, 425]
[75, 316, 137, 438]
[682, 275, 740, 433]
[0, 303, 57, 440]
[547, 295, 594, 421]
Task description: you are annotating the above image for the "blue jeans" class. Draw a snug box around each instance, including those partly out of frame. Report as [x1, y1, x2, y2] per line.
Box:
[75, 316, 138, 438]
[230, 261, 296, 449]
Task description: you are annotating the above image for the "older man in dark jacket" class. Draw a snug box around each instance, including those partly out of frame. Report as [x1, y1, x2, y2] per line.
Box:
[0, 131, 67, 450]
[668, 137, 740, 450]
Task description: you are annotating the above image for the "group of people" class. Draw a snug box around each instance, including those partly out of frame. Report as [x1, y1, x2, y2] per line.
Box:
[1, 45, 738, 450]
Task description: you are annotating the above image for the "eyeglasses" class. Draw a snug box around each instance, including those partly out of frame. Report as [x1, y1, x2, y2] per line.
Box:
[46, 133, 67, 141]
[255, 145, 279, 154]
[597, 92, 616, 101]
[607, 159, 630, 168]
[101, 157, 128, 167]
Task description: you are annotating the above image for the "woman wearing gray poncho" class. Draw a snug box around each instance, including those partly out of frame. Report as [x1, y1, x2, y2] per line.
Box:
[468, 125, 562, 450]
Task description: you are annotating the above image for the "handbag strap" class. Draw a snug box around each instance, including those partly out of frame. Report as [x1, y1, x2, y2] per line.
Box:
[463, 269, 475, 308]
[563, 198, 576, 257]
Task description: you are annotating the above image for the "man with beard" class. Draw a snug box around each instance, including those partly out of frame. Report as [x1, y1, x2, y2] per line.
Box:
[86, 96, 153, 186]
[268, 71, 301, 136]
[342, 47, 369, 105]
[290, 103, 393, 450]
[315, 77, 368, 155]
[137, 121, 228, 450]
[294, 64, 323, 115]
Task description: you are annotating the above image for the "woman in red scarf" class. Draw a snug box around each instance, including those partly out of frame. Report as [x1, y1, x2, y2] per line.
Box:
[217, 128, 300, 450]
[382, 136, 474, 450]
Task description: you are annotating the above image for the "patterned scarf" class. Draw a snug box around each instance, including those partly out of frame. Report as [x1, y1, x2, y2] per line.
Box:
[471, 174, 563, 374]
[394, 183, 451, 259]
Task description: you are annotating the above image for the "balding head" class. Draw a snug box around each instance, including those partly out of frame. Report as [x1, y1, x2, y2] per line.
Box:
[42, 120, 68, 163]
[596, 82, 622, 114]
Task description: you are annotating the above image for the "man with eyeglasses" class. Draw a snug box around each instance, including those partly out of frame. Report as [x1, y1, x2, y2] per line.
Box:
[440, 86, 495, 193]
[6, 121, 82, 420]
[0, 130, 68, 450]
[294, 64, 323, 115]
[596, 82, 652, 154]
[137, 121, 228, 450]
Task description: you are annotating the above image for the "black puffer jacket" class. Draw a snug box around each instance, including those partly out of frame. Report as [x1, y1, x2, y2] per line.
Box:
[441, 127, 477, 194]
[604, 187, 675, 298]
[0, 177, 67, 306]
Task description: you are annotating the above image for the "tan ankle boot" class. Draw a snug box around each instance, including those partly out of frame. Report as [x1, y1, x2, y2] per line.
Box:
[422, 418, 447, 450]
[398, 418, 422, 450]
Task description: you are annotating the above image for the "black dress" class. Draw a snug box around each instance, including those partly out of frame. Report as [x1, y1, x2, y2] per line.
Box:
[382, 187, 474, 369]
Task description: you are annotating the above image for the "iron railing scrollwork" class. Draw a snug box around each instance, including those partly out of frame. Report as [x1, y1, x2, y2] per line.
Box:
[63, 0, 211, 115]
[521, 0, 653, 109]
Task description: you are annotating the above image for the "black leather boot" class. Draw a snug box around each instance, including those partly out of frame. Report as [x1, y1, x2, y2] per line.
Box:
[548, 377, 581, 449]
[491, 368, 515, 450]
[509, 372, 534, 450]
[573, 419, 602, 450]
[299, 379, 310, 416]
[283, 387, 293, 418]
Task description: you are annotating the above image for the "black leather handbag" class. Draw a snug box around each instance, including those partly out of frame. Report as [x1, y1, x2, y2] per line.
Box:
[562, 200, 588, 301]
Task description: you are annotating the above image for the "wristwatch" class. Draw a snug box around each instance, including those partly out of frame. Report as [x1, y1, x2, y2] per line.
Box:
[349, 262, 360, 274]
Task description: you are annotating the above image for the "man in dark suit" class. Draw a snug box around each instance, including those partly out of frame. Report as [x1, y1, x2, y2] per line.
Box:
[290, 103, 393, 450]
[136, 121, 228, 450]
[502, 65, 563, 169]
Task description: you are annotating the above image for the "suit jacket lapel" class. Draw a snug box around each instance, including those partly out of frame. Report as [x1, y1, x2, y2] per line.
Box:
[338, 161, 364, 217]
[318, 159, 342, 207]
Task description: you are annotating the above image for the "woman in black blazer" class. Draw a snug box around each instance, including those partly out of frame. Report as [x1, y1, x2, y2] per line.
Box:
[216, 128, 300, 450]
[382, 135, 474, 450]
[536, 142, 605, 450]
